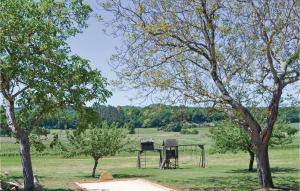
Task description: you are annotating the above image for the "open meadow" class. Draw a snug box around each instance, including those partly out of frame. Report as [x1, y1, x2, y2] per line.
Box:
[1, 125, 299, 191]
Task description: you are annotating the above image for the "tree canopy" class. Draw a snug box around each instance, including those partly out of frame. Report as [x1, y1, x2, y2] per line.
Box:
[1, 0, 111, 131]
[0, 0, 111, 189]
[65, 122, 128, 177]
[102, 0, 299, 188]
[210, 120, 297, 171]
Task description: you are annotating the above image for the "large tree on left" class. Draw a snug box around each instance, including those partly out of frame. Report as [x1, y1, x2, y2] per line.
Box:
[0, 1, 111, 190]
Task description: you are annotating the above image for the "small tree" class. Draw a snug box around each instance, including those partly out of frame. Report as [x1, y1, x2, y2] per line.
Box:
[0, 106, 10, 137]
[124, 122, 135, 134]
[210, 120, 297, 171]
[65, 122, 127, 177]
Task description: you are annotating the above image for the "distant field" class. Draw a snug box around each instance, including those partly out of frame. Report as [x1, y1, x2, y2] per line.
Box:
[1, 126, 299, 191]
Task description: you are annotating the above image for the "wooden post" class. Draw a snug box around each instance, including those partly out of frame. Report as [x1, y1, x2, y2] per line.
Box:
[158, 149, 162, 168]
[198, 145, 205, 168]
[137, 151, 141, 168]
[144, 151, 146, 168]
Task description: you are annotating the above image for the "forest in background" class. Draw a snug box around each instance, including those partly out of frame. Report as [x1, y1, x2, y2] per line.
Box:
[1, 104, 299, 136]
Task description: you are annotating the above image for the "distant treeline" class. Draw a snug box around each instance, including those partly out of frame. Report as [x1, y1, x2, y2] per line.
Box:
[40, 104, 225, 130]
[1, 105, 299, 135]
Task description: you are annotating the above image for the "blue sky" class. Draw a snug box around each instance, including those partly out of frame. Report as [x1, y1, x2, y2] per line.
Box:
[66, 8, 300, 107]
[68, 4, 139, 106]
[3, 1, 297, 107]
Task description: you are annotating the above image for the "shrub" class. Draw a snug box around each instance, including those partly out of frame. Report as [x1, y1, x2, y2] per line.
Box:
[64, 122, 128, 177]
[180, 129, 198, 134]
[124, 122, 135, 134]
[159, 122, 182, 132]
[182, 122, 198, 129]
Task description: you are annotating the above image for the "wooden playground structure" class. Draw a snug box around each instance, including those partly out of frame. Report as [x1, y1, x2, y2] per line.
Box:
[137, 139, 205, 169]
[137, 139, 162, 168]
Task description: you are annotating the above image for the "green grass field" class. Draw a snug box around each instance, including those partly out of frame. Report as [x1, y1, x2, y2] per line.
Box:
[1, 126, 299, 191]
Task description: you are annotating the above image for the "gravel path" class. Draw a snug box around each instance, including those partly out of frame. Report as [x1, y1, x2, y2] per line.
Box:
[76, 179, 175, 191]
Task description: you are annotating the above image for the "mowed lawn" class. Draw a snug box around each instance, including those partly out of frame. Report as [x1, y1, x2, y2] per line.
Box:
[1, 126, 299, 191]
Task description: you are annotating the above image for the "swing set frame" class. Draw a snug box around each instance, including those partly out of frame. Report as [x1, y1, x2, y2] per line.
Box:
[137, 139, 206, 169]
[178, 144, 206, 168]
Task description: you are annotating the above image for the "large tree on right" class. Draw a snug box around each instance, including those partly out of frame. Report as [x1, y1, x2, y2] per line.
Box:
[103, 0, 299, 188]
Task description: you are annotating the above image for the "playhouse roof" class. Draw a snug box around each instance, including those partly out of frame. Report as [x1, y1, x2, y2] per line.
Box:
[163, 139, 178, 147]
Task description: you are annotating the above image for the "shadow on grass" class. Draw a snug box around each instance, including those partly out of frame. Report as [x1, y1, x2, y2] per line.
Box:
[274, 176, 300, 191]
[225, 167, 298, 174]
[8, 175, 49, 180]
[113, 173, 151, 179]
[176, 174, 299, 191]
[220, 167, 299, 190]
[137, 167, 161, 170]
[171, 175, 257, 190]
[73, 174, 98, 179]
[271, 167, 298, 174]
[72, 173, 151, 179]
[274, 185, 300, 191]
[6, 175, 23, 180]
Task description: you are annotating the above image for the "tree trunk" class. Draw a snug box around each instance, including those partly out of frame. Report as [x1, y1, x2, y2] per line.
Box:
[20, 129, 34, 191]
[4, 99, 34, 190]
[92, 159, 99, 177]
[248, 150, 255, 172]
[255, 144, 274, 188]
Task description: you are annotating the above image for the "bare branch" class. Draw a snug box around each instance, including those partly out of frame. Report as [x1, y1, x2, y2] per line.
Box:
[12, 86, 29, 99]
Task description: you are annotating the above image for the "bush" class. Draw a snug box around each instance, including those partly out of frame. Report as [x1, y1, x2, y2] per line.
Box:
[124, 122, 135, 134]
[0, 126, 11, 137]
[180, 129, 198, 134]
[0, 173, 9, 190]
[182, 122, 198, 129]
[29, 135, 47, 152]
[199, 122, 215, 127]
[0, 172, 22, 190]
[159, 122, 182, 132]
[31, 127, 50, 137]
